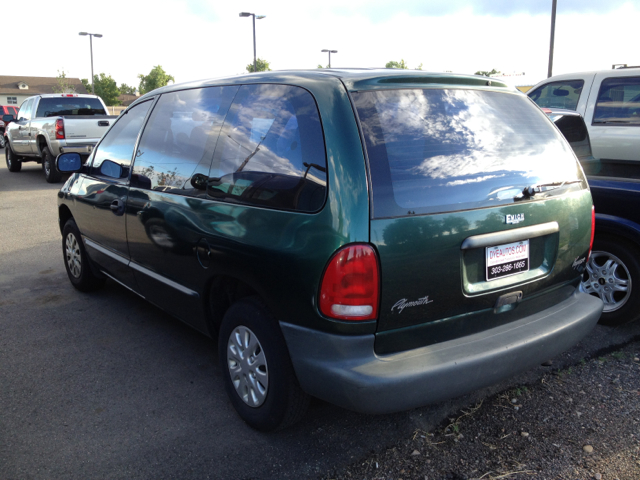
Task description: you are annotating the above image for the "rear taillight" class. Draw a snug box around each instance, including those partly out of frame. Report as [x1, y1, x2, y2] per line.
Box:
[319, 244, 379, 321]
[55, 119, 65, 139]
[588, 205, 595, 260]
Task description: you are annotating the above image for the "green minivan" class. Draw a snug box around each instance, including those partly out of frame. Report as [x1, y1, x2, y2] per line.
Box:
[56, 70, 603, 431]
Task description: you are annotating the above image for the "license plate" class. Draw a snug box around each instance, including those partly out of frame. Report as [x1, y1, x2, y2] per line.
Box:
[486, 240, 529, 281]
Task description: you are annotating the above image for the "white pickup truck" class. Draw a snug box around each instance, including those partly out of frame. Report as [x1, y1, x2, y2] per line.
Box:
[527, 66, 640, 175]
[3, 93, 117, 182]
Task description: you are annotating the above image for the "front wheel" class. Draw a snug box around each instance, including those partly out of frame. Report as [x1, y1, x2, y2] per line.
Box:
[218, 298, 309, 431]
[580, 236, 640, 325]
[5, 141, 22, 172]
[43, 147, 61, 183]
[62, 219, 105, 292]
[0, 134, 5, 148]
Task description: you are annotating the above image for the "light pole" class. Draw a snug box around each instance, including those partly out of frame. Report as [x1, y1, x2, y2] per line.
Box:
[547, 0, 557, 78]
[321, 49, 338, 68]
[78, 32, 103, 94]
[239, 12, 266, 73]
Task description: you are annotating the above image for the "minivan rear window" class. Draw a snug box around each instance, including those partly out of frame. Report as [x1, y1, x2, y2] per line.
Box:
[36, 97, 107, 117]
[353, 89, 584, 218]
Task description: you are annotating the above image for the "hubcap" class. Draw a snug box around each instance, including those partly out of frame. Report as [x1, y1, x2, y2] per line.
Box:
[580, 250, 631, 312]
[227, 326, 269, 407]
[65, 233, 82, 278]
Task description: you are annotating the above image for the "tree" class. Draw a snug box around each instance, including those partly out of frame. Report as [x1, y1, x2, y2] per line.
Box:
[81, 78, 91, 93]
[246, 58, 271, 73]
[52, 70, 76, 94]
[475, 68, 501, 77]
[317, 64, 329, 69]
[386, 59, 409, 69]
[119, 83, 137, 95]
[92, 73, 121, 106]
[138, 65, 175, 95]
[415, 63, 423, 71]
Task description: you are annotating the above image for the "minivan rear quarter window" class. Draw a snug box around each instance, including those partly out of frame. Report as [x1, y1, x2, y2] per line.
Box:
[207, 84, 327, 213]
[353, 88, 584, 218]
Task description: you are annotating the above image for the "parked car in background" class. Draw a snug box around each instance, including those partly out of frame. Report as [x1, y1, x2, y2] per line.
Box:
[3, 94, 117, 182]
[528, 66, 640, 166]
[56, 70, 602, 431]
[543, 107, 640, 326]
[0, 105, 19, 148]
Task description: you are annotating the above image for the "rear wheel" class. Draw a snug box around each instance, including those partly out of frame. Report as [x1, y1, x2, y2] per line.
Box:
[0, 135, 5, 148]
[5, 141, 21, 172]
[580, 237, 640, 325]
[218, 298, 309, 431]
[62, 219, 105, 292]
[43, 147, 61, 183]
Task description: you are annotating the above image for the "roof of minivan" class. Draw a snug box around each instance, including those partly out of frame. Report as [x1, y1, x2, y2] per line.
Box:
[135, 69, 514, 105]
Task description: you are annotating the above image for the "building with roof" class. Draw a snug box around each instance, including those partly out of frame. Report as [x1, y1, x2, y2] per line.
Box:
[0, 75, 89, 107]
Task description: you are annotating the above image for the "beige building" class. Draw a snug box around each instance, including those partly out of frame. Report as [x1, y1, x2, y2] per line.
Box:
[0, 75, 89, 107]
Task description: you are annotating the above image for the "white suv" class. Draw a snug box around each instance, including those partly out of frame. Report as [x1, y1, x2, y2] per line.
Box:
[528, 66, 640, 164]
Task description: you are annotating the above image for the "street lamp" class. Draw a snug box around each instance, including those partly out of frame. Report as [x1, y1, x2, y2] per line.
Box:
[321, 49, 338, 68]
[547, 0, 557, 78]
[239, 12, 266, 73]
[78, 32, 103, 94]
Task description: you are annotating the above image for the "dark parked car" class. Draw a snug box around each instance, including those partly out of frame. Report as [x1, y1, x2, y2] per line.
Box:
[56, 70, 602, 431]
[542, 107, 640, 325]
[0, 105, 19, 148]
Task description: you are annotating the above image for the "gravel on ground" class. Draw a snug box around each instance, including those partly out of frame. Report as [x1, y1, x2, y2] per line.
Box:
[326, 339, 640, 480]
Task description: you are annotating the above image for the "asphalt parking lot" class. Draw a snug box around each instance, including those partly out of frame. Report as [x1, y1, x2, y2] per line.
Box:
[1, 150, 640, 480]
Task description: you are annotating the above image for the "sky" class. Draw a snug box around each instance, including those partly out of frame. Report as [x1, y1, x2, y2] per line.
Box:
[4, 0, 640, 91]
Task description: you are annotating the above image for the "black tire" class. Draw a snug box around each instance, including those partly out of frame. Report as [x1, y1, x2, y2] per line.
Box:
[43, 147, 61, 183]
[0, 134, 5, 148]
[62, 219, 105, 292]
[218, 298, 310, 431]
[581, 236, 640, 326]
[5, 141, 22, 172]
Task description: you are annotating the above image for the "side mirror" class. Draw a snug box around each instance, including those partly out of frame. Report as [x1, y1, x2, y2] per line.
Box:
[190, 173, 208, 190]
[2, 114, 15, 123]
[56, 153, 83, 173]
[100, 159, 124, 178]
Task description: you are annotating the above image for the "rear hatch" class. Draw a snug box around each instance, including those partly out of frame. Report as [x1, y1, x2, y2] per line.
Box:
[351, 86, 593, 354]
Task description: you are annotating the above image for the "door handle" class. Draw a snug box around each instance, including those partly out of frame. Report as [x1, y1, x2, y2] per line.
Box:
[110, 199, 125, 216]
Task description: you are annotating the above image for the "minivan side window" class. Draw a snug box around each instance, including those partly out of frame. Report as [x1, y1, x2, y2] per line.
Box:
[593, 76, 640, 125]
[208, 84, 327, 213]
[131, 86, 238, 195]
[90, 100, 153, 180]
[528, 80, 584, 110]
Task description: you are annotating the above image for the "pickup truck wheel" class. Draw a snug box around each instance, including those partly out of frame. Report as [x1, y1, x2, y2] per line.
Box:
[43, 147, 61, 183]
[62, 219, 105, 292]
[5, 142, 22, 172]
[580, 237, 640, 325]
[218, 298, 309, 431]
[0, 135, 5, 148]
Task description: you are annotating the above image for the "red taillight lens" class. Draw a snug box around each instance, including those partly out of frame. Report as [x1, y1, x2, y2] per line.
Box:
[588, 205, 595, 260]
[319, 244, 379, 321]
[55, 119, 65, 139]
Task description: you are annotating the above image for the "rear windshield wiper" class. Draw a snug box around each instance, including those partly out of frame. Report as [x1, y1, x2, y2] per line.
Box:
[519, 180, 583, 199]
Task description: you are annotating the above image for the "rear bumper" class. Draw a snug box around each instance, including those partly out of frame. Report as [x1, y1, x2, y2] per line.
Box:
[59, 144, 95, 155]
[281, 290, 602, 414]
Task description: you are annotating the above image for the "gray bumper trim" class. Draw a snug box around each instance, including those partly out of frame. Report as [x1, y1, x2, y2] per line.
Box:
[281, 290, 602, 414]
